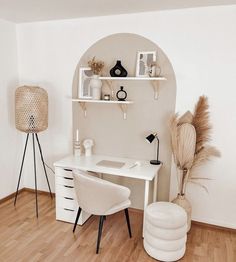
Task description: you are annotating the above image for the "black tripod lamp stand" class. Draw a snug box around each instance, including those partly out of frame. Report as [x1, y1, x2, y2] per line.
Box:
[14, 86, 53, 217]
[146, 132, 161, 165]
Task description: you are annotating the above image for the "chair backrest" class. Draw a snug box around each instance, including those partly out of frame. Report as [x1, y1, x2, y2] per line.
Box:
[73, 170, 130, 215]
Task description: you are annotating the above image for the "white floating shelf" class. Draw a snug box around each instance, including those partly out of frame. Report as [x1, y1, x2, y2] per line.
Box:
[72, 99, 133, 104]
[99, 76, 166, 99]
[99, 76, 166, 81]
[72, 99, 134, 119]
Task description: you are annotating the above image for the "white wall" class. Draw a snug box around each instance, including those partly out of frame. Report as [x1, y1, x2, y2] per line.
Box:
[0, 19, 20, 199]
[17, 5, 236, 228]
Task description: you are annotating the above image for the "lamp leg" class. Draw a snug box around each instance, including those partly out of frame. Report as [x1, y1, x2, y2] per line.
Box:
[32, 133, 38, 218]
[14, 133, 29, 206]
[35, 133, 53, 199]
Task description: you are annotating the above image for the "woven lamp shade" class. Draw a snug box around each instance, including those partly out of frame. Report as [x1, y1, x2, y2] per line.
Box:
[15, 86, 48, 133]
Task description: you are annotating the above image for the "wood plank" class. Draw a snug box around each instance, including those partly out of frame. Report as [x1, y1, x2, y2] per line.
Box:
[0, 191, 235, 261]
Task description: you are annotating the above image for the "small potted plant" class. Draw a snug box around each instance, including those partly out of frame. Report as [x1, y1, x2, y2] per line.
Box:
[88, 57, 104, 100]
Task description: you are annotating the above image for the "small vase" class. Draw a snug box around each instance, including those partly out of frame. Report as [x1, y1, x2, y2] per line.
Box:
[90, 75, 102, 100]
[116, 86, 127, 101]
[110, 60, 128, 77]
[172, 194, 192, 232]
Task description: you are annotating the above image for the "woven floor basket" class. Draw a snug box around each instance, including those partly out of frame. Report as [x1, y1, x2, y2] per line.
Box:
[15, 86, 48, 133]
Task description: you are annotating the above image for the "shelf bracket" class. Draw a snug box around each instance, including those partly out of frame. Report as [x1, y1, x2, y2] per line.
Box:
[79, 102, 87, 117]
[151, 81, 160, 100]
[104, 80, 115, 100]
[118, 104, 128, 120]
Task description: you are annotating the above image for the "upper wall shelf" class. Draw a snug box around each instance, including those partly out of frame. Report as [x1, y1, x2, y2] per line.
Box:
[99, 76, 166, 81]
[72, 99, 134, 119]
[99, 76, 167, 100]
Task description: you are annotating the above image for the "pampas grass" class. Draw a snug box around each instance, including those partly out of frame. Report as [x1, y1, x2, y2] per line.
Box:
[170, 95, 220, 195]
[192, 96, 211, 153]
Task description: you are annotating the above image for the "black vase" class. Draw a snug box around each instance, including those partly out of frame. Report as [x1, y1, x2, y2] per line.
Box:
[110, 60, 128, 77]
[116, 86, 127, 101]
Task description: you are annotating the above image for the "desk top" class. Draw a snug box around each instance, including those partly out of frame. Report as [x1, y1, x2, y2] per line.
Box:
[54, 155, 162, 181]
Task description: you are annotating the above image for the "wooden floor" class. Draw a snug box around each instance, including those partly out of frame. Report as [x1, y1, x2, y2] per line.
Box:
[0, 192, 236, 262]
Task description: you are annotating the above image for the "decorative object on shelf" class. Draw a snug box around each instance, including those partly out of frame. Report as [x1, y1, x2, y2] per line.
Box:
[148, 62, 162, 77]
[88, 57, 105, 100]
[74, 129, 81, 157]
[110, 60, 128, 77]
[78, 67, 93, 99]
[116, 86, 127, 101]
[90, 75, 102, 100]
[14, 85, 53, 218]
[170, 96, 221, 231]
[136, 51, 156, 77]
[103, 94, 110, 101]
[146, 133, 161, 165]
[83, 139, 94, 156]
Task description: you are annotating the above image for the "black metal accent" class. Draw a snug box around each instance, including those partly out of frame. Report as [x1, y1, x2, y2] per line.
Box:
[14, 133, 29, 206]
[63, 177, 73, 180]
[125, 208, 132, 238]
[32, 133, 38, 218]
[64, 168, 72, 172]
[35, 133, 53, 199]
[73, 207, 82, 233]
[96, 216, 105, 254]
[64, 185, 74, 188]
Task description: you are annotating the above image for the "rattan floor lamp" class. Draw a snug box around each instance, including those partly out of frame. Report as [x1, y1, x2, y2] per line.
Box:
[14, 86, 53, 217]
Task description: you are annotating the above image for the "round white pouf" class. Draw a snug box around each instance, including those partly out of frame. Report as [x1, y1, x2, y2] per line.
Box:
[143, 202, 187, 262]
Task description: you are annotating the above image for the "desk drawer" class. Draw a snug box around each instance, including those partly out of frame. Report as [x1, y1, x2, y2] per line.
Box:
[57, 168, 73, 179]
[56, 184, 76, 199]
[56, 195, 77, 210]
[56, 176, 74, 187]
[56, 207, 91, 225]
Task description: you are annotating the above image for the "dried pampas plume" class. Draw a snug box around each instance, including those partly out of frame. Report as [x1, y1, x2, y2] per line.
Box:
[170, 95, 220, 195]
[192, 96, 211, 153]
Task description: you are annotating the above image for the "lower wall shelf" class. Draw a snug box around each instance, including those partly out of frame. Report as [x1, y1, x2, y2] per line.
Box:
[72, 99, 134, 119]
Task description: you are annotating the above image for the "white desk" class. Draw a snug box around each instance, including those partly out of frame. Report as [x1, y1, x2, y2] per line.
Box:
[54, 155, 162, 233]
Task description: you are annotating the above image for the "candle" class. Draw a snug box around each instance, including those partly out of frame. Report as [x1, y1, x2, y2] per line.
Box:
[76, 129, 79, 142]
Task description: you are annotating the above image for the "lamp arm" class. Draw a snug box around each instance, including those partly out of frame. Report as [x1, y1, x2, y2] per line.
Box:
[156, 136, 159, 162]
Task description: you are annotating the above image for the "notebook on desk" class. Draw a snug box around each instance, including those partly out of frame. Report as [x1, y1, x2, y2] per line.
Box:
[96, 160, 125, 169]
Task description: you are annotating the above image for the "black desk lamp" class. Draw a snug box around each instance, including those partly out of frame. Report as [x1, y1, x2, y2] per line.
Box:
[146, 133, 161, 165]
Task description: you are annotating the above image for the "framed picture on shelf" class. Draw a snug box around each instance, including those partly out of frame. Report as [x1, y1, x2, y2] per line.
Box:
[78, 67, 93, 98]
[135, 51, 156, 77]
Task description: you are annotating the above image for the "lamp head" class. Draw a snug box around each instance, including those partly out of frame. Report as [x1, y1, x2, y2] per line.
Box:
[146, 133, 157, 143]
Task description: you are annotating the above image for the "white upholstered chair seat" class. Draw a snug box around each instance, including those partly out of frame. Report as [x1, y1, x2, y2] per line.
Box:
[104, 199, 131, 215]
[72, 170, 132, 254]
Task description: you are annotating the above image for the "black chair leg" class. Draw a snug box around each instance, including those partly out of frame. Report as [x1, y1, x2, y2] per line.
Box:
[96, 216, 105, 254]
[73, 207, 82, 233]
[124, 208, 132, 238]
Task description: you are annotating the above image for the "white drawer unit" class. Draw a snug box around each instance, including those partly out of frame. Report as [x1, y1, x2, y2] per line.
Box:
[55, 167, 91, 225]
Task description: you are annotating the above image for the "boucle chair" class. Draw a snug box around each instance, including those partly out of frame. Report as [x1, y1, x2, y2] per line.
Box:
[72, 170, 132, 254]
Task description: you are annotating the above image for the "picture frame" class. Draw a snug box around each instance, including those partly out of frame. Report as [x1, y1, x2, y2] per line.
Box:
[135, 51, 157, 77]
[78, 67, 93, 98]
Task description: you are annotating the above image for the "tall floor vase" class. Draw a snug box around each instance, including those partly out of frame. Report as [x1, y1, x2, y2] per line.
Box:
[172, 194, 192, 232]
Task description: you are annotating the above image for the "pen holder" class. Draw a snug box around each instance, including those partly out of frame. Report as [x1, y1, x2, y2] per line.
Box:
[74, 140, 81, 157]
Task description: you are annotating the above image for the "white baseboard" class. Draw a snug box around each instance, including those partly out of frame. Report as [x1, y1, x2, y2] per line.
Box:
[192, 216, 236, 230]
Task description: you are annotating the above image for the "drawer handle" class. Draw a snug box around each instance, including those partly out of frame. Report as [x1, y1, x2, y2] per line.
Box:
[64, 168, 72, 172]
[64, 177, 73, 180]
[64, 185, 74, 188]
[64, 208, 74, 212]
[64, 197, 74, 200]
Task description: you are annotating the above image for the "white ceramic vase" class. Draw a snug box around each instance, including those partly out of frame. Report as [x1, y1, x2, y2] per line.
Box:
[172, 194, 192, 232]
[90, 75, 102, 100]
